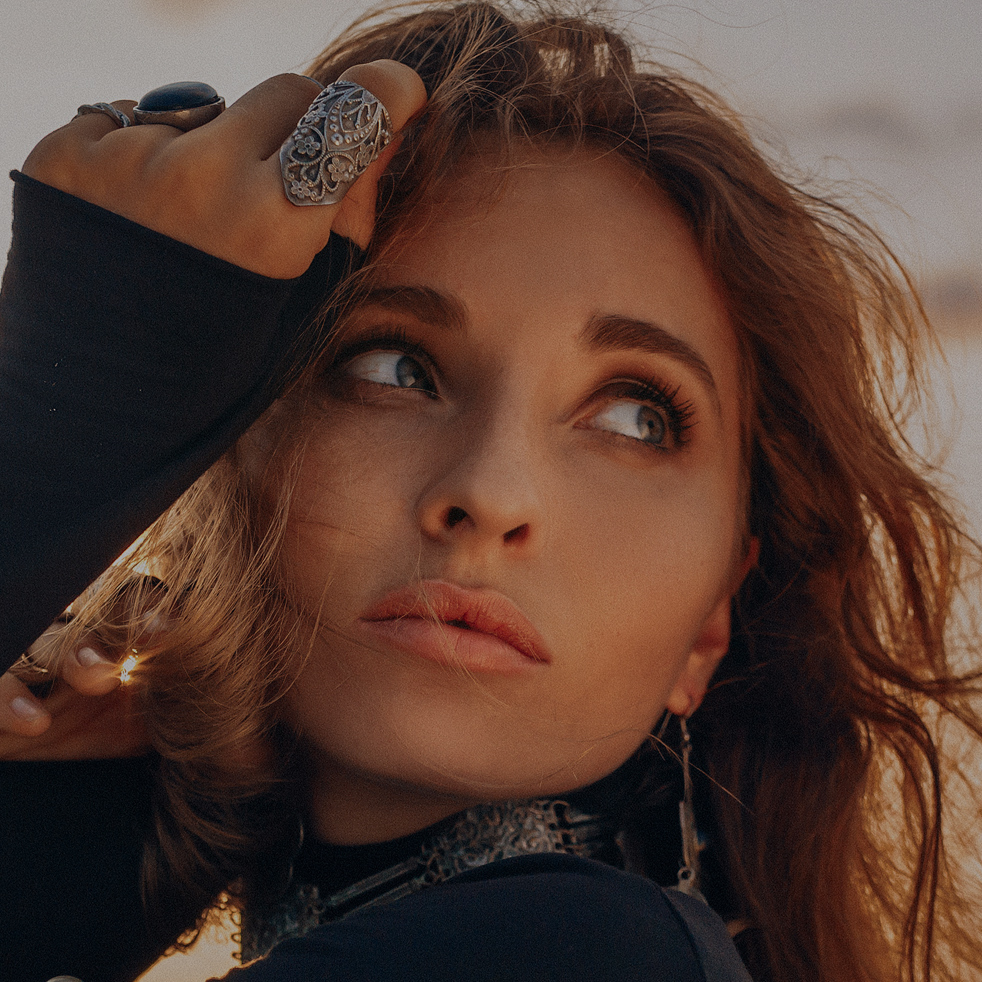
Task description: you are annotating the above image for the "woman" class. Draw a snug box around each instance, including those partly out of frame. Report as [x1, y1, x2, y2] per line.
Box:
[1, 4, 980, 981]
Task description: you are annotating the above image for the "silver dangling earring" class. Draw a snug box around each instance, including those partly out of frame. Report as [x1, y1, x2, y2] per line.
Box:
[676, 717, 706, 901]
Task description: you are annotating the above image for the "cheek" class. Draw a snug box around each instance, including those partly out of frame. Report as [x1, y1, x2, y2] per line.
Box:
[286, 402, 437, 522]
[557, 472, 736, 627]
[281, 429, 407, 596]
[536, 477, 737, 721]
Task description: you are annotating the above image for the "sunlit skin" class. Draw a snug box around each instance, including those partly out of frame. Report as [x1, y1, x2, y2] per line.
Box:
[276, 148, 750, 845]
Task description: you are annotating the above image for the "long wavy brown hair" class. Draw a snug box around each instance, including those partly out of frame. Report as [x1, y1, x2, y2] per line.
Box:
[65, 3, 982, 979]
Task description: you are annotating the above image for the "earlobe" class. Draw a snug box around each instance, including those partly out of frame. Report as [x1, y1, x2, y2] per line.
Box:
[665, 595, 732, 717]
[666, 539, 756, 717]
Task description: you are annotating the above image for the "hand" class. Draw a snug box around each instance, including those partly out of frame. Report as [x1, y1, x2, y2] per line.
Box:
[0, 624, 147, 761]
[22, 61, 427, 278]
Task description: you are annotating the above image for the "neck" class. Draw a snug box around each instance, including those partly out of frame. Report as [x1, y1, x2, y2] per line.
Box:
[304, 761, 485, 845]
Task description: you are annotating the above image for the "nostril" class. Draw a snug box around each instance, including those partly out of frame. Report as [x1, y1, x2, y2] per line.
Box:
[503, 523, 530, 545]
[445, 506, 468, 529]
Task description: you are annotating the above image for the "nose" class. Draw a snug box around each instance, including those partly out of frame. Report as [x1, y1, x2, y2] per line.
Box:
[416, 409, 544, 550]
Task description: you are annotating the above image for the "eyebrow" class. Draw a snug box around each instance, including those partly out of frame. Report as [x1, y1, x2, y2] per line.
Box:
[582, 314, 721, 413]
[355, 285, 466, 334]
[356, 286, 721, 413]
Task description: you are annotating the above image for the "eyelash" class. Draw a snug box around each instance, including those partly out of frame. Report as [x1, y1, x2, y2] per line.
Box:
[331, 332, 696, 449]
[606, 377, 696, 450]
[333, 327, 426, 366]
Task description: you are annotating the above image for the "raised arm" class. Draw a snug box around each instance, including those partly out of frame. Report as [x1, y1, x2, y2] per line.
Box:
[0, 64, 425, 675]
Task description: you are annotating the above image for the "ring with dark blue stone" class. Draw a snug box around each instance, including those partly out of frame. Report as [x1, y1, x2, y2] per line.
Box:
[133, 82, 225, 131]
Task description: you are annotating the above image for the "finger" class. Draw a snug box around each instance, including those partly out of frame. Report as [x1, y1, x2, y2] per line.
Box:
[338, 60, 428, 132]
[58, 642, 122, 697]
[329, 134, 403, 248]
[71, 99, 138, 138]
[216, 61, 425, 167]
[210, 73, 325, 161]
[0, 674, 51, 737]
[0, 685, 148, 761]
[255, 60, 426, 181]
[249, 61, 426, 256]
[28, 100, 137, 166]
[23, 99, 165, 193]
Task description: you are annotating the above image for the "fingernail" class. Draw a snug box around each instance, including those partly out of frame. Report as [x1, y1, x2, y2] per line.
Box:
[76, 646, 111, 668]
[11, 695, 45, 721]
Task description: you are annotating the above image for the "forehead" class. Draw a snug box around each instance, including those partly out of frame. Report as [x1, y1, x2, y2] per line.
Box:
[374, 145, 721, 304]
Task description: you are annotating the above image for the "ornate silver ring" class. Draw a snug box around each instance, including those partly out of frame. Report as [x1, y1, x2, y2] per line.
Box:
[133, 82, 225, 131]
[76, 103, 132, 128]
[279, 80, 392, 207]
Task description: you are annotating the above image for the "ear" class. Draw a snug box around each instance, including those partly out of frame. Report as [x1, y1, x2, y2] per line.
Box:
[665, 536, 759, 717]
[664, 593, 732, 717]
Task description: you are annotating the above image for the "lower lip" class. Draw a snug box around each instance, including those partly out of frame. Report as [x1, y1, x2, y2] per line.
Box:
[358, 618, 545, 676]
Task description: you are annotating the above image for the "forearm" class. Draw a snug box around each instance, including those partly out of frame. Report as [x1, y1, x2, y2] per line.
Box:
[0, 173, 358, 669]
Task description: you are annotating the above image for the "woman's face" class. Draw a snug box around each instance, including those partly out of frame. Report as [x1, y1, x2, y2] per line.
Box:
[278, 148, 747, 843]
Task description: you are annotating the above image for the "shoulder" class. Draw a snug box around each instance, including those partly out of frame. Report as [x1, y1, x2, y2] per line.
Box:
[231, 854, 752, 982]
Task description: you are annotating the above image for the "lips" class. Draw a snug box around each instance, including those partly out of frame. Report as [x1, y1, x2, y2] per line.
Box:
[358, 580, 550, 674]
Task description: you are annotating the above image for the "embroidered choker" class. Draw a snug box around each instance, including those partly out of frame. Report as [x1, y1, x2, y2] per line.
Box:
[241, 797, 621, 962]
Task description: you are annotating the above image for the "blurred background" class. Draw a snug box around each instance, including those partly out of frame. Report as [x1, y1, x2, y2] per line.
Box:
[1, 0, 979, 977]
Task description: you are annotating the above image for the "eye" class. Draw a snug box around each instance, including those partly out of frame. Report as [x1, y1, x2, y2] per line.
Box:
[343, 350, 437, 395]
[582, 380, 694, 452]
[591, 400, 668, 447]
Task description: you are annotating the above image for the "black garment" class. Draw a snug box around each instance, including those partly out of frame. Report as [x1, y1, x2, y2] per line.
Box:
[0, 758, 161, 982]
[0, 753, 751, 982]
[224, 854, 748, 982]
[0, 176, 752, 982]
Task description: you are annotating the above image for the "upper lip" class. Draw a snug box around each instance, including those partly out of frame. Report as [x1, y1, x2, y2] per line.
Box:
[360, 580, 551, 664]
